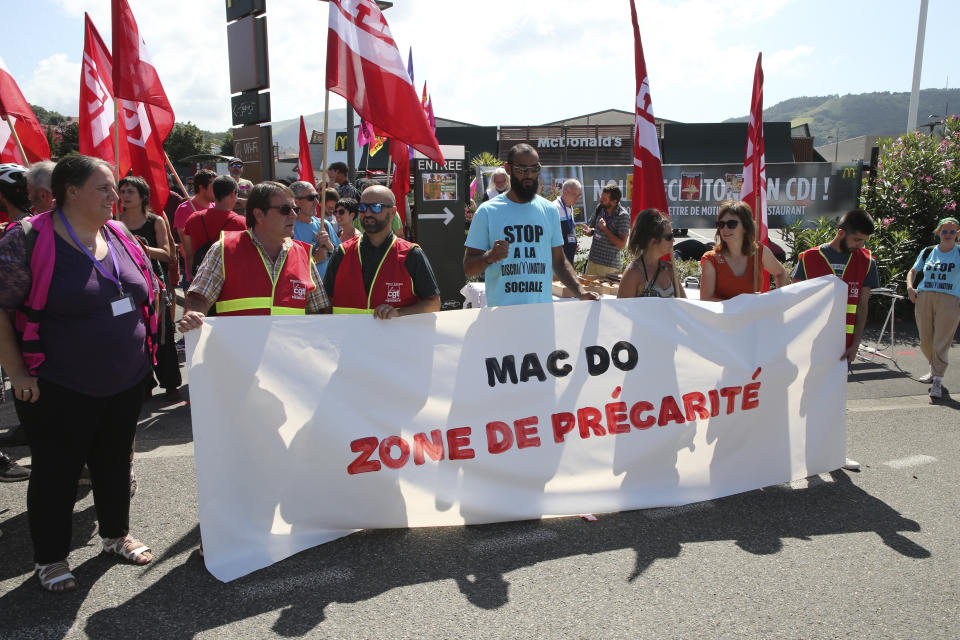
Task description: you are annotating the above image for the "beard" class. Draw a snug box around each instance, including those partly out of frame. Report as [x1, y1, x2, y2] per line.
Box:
[362, 215, 389, 233]
[512, 177, 538, 203]
[839, 235, 851, 253]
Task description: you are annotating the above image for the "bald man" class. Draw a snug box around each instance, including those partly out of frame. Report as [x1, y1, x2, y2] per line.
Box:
[324, 185, 441, 318]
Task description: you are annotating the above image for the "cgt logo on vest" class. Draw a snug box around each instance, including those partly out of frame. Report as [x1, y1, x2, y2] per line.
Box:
[385, 282, 404, 303]
[290, 280, 308, 301]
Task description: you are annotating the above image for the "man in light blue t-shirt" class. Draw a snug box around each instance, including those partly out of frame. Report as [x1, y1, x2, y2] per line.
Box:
[464, 144, 599, 307]
[291, 180, 340, 277]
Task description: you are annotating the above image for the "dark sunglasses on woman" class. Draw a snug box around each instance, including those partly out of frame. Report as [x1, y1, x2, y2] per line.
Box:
[716, 219, 740, 230]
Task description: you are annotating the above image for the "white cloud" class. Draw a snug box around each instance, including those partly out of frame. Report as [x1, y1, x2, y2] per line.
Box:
[22, 54, 81, 115]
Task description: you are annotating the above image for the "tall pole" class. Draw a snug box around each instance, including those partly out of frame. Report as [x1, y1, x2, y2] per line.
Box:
[113, 100, 121, 180]
[4, 115, 30, 167]
[320, 90, 330, 201]
[907, 0, 929, 133]
[346, 105, 356, 182]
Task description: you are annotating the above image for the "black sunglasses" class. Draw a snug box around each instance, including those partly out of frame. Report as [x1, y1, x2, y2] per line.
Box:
[716, 219, 740, 230]
[297, 193, 320, 202]
[269, 204, 301, 216]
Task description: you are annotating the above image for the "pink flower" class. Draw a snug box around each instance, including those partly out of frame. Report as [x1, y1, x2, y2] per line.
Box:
[925, 176, 933, 182]
[943, 188, 952, 195]
[948, 202, 957, 210]
[946, 160, 954, 170]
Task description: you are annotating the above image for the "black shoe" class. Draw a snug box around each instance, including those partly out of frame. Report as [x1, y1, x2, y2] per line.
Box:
[0, 452, 29, 482]
[0, 425, 27, 446]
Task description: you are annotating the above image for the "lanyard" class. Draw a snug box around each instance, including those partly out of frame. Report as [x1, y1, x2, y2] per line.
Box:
[59, 210, 123, 292]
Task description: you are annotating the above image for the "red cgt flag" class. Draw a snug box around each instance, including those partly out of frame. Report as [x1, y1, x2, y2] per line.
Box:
[0, 69, 51, 165]
[741, 52, 768, 245]
[80, 13, 125, 168]
[109, 0, 174, 214]
[628, 0, 668, 223]
[296, 116, 316, 187]
[326, 0, 443, 165]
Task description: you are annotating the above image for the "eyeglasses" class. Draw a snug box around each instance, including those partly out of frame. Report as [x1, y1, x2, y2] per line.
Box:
[334, 208, 351, 216]
[716, 219, 740, 230]
[940, 228, 958, 235]
[297, 193, 320, 202]
[511, 164, 542, 175]
[357, 202, 393, 213]
[268, 204, 300, 216]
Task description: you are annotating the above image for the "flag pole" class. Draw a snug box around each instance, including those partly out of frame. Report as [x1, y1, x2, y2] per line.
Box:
[163, 151, 190, 200]
[113, 100, 120, 180]
[320, 91, 330, 199]
[4, 115, 31, 167]
[754, 192, 760, 293]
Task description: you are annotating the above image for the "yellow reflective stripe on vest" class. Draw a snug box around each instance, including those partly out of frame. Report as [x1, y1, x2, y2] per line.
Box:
[846, 304, 857, 314]
[846, 324, 855, 334]
[333, 307, 375, 315]
[215, 297, 306, 315]
[216, 297, 273, 313]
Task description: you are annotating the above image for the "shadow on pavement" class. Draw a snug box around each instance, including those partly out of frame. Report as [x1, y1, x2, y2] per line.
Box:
[36, 471, 928, 640]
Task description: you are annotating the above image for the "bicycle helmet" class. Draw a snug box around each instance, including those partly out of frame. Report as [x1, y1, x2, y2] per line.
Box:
[0, 163, 31, 213]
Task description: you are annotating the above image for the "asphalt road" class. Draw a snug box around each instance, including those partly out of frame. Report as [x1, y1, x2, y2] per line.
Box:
[1, 321, 957, 640]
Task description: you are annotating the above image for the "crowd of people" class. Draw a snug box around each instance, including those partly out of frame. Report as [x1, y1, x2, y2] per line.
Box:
[0, 144, 956, 593]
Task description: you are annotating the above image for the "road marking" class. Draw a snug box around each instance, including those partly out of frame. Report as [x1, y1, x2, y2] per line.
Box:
[470, 528, 558, 555]
[236, 567, 352, 597]
[883, 454, 937, 469]
[847, 395, 939, 412]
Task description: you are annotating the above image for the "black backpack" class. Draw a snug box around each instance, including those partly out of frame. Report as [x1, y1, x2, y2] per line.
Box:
[191, 214, 230, 278]
[912, 245, 936, 290]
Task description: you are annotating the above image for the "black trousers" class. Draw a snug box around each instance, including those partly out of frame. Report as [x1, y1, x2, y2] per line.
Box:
[18, 379, 142, 564]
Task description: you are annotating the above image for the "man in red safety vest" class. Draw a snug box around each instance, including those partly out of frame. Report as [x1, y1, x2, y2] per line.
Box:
[791, 208, 879, 472]
[178, 181, 330, 332]
[324, 184, 440, 318]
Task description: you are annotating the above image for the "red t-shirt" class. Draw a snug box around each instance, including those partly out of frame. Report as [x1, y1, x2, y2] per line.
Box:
[184, 208, 247, 248]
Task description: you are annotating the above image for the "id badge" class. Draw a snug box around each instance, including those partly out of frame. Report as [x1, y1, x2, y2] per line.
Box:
[567, 233, 577, 244]
[110, 293, 135, 317]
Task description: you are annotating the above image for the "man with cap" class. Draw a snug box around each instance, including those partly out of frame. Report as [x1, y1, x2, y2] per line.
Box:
[228, 158, 254, 198]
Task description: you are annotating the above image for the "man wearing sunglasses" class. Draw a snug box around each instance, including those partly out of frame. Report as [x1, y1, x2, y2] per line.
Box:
[792, 209, 880, 471]
[290, 181, 340, 277]
[324, 185, 440, 319]
[464, 144, 600, 306]
[179, 182, 329, 332]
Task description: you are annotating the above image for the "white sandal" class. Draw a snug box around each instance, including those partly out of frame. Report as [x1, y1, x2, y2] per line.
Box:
[36, 560, 78, 593]
[102, 535, 153, 565]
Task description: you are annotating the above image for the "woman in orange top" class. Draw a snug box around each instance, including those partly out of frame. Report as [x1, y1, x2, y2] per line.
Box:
[699, 201, 787, 301]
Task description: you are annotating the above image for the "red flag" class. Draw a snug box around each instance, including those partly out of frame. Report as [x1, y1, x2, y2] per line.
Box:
[0, 69, 51, 164]
[326, 0, 443, 165]
[628, 0, 668, 223]
[357, 118, 375, 147]
[425, 95, 436, 133]
[741, 52, 768, 245]
[389, 140, 410, 227]
[296, 116, 316, 187]
[109, 2, 174, 214]
[80, 13, 124, 168]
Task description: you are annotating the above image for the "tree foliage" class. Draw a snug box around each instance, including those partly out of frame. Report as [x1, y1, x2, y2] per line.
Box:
[860, 116, 960, 289]
[220, 130, 234, 156]
[164, 121, 207, 166]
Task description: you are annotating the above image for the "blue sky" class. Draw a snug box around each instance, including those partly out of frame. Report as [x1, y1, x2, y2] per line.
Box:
[1, 0, 957, 140]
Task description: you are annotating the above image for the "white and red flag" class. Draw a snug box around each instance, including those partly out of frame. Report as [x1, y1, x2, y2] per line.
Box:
[741, 52, 768, 245]
[0, 69, 51, 165]
[296, 116, 316, 187]
[325, 0, 443, 165]
[80, 13, 124, 168]
[110, 0, 174, 214]
[389, 139, 410, 226]
[628, 0, 668, 223]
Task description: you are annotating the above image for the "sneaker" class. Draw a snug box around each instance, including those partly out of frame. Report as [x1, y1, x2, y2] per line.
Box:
[0, 452, 30, 482]
[929, 377, 943, 399]
[917, 372, 934, 383]
[843, 458, 861, 471]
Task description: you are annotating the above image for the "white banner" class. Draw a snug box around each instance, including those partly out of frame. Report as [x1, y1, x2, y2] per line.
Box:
[186, 278, 848, 582]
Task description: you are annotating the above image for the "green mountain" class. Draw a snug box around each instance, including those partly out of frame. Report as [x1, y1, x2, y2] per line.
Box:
[724, 88, 960, 145]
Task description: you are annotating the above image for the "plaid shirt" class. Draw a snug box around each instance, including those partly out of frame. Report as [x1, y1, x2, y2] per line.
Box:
[587, 203, 631, 268]
[188, 231, 329, 312]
